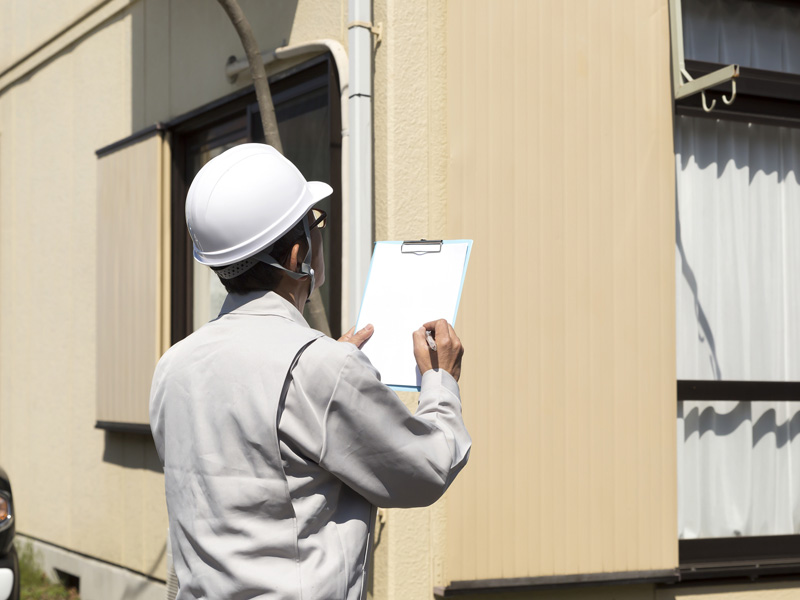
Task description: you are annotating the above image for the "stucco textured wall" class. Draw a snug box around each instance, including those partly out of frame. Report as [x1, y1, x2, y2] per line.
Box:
[0, 0, 347, 584]
[0, 0, 101, 68]
[369, 0, 451, 598]
[0, 5, 169, 578]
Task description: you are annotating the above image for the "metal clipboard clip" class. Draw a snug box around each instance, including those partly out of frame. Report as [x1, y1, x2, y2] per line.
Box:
[400, 239, 443, 254]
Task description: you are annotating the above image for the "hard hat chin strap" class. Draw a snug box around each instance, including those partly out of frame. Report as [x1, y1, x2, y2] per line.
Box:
[255, 217, 315, 299]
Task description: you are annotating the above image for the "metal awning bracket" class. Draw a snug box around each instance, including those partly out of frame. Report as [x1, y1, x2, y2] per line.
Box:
[669, 0, 739, 112]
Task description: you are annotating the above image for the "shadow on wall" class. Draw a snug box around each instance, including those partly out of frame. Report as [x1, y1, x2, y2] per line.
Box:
[123, 541, 167, 596]
[102, 431, 162, 474]
[130, 0, 300, 131]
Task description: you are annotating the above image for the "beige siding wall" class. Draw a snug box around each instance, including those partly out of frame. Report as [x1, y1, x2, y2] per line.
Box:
[446, 0, 677, 583]
[96, 133, 168, 425]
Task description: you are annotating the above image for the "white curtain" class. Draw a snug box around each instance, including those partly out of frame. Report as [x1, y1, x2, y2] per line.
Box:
[676, 115, 800, 539]
[682, 0, 800, 75]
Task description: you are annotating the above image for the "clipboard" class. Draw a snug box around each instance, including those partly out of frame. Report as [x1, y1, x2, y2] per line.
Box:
[355, 239, 473, 391]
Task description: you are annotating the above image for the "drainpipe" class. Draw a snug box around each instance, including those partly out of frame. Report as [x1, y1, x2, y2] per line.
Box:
[347, 0, 375, 324]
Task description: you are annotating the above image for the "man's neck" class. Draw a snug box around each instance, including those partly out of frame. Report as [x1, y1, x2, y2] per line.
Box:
[273, 276, 308, 312]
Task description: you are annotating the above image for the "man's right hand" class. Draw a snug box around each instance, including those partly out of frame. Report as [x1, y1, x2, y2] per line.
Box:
[413, 319, 464, 382]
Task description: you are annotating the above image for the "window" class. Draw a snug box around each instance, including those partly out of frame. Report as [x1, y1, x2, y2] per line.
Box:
[169, 55, 342, 342]
[674, 0, 800, 579]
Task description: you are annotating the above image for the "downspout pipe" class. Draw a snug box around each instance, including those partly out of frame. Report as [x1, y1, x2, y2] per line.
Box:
[347, 0, 375, 325]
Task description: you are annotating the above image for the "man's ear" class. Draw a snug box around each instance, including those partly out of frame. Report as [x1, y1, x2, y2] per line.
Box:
[286, 242, 302, 273]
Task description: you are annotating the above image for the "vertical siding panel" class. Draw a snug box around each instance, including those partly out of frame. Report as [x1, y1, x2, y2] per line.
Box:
[526, 0, 544, 576]
[585, 0, 611, 575]
[562, 0, 578, 577]
[636, 0, 654, 569]
[510, 0, 532, 577]
[493, 0, 515, 579]
[537, 0, 555, 576]
[611, 0, 635, 570]
[445, 0, 676, 583]
[585, 0, 606, 575]
[96, 134, 163, 424]
[160, 135, 172, 356]
[573, 0, 593, 575]
[552, 0, 568, 575]
[476, 0, 494, 580]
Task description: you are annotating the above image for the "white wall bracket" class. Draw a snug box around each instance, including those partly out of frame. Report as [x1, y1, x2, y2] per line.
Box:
[347, 20, 383, 46]
[669, 0, 739, 112]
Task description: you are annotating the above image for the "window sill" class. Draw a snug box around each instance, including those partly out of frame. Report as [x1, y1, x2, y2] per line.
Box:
[433, 569, 679, 597]
[679, 535, 800, 582]
[95, 421, 152, 436]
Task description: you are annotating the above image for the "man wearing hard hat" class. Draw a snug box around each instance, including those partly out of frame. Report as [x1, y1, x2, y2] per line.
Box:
[149, 144, 471, 600]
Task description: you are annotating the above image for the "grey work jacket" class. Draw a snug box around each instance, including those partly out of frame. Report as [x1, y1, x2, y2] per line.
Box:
[150, 291, 471, 600]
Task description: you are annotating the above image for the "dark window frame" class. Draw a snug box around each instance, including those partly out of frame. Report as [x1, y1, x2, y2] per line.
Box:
[677, 383, 800, 577]
[166, 54, 343, 344]
[674, 5, 800, 578]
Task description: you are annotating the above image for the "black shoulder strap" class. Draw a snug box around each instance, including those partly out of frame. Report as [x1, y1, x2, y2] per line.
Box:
[276, 335, 322, 428]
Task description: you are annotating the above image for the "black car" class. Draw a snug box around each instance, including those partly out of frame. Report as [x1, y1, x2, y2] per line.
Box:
[0, 467, 18, 600]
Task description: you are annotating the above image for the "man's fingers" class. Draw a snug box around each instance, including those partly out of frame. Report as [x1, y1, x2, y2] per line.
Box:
[421, 319, 449, 339]
[351, 324, 374, 345]
[337, 326, 355, 343]
[420, 319, 451, 346]
[446, 322, 463, 352]
[413, 327, 437, 374]
[413, 326, 431, 353]
[338, 324, 374, 349]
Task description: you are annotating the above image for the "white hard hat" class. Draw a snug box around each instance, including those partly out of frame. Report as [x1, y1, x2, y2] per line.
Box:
[185, 143, 332, 267]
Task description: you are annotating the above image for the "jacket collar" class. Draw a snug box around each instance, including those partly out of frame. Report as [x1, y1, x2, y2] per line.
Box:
[217, 290, 309, 327]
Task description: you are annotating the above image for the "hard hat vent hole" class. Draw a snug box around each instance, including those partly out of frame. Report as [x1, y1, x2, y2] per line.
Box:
[215, 257, 259, 279]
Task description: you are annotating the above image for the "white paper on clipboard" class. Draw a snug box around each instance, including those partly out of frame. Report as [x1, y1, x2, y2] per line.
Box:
[355, 239, 472, 391]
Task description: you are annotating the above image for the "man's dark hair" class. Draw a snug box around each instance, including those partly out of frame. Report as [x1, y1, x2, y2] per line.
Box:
[212, 219, 309, 294]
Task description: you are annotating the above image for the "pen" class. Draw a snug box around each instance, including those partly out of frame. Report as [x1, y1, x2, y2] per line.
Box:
[425, 330, 437, 352]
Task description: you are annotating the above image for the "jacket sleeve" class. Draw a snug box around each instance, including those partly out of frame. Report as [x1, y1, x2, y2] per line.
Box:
[281, 343, 471, 508]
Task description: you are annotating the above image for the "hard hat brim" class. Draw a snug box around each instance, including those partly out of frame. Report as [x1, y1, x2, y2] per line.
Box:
[307, 180, 334, 203]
